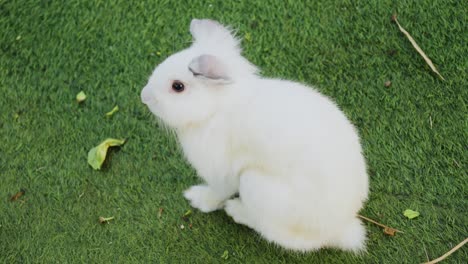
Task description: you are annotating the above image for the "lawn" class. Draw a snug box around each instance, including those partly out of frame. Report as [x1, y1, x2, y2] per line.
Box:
[1, 0, 466, 263]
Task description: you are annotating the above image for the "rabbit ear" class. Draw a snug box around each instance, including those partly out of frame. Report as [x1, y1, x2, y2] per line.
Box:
[188, 54, 230, 81]
[190, 19, 239, 51]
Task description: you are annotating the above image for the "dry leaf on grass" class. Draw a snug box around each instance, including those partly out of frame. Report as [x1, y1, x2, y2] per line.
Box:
[158, 208, 164, 218]
[383, 226, 397, 236]
[99, 216, 114, 224]
[392, 14, 445, 80]
[10, 189, 26, 201]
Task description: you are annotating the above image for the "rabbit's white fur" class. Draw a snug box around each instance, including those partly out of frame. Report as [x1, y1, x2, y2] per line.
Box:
[141, 19, 369, 252]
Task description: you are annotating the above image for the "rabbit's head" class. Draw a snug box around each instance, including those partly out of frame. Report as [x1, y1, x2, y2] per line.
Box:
[141, 19, 258, 130]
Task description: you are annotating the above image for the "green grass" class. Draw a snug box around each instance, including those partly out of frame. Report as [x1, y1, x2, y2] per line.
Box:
[1, 0, 466, 262]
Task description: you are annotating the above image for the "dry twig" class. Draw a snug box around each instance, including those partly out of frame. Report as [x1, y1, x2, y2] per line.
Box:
[357, 214, 404, 236]
[423, 243, 430, 262]
[392, 14, 445, 80]
[423, 237, 467, 264]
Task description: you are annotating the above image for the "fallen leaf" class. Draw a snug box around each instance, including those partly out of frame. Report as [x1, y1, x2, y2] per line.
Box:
[87, 138, 126, 170]
[105, 105, 119, 117]
[386, 49, 398, 56]
[76, 91, 87, 103]
[384, 81, 392, 87]
[99, 216, 114, 224]
[383, 226, 397, 236]
[183, 209, 192, 218]
[10, 189, 26, 201]
[158, 208, 164, 218]
[221, 250, 229, 260]
[244, 32, 252, 42]
[392, 14, 445, 80]
[403, 209, 420, 219]
[182, 209, 192, 222]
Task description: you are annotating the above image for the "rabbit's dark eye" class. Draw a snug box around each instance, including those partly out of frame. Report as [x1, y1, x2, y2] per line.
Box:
[172, 81, 185, 93]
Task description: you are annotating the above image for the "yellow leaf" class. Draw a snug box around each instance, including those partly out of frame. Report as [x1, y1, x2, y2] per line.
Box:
[244, 32, 252, 42]
[221, 250, 229, 260]
[87, 138, 126, 170]
[183, 210, 192, 218]
[105, 105, 119, 117]
[76, 91, 87, 103]
[99, 216, 114, 224]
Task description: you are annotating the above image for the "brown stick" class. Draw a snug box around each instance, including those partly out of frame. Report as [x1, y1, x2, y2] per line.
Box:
[423, 243, 430, 262]
[357, 214, 404, 234]
[392, 14, 445, 81]
[423, 238, 468, 264]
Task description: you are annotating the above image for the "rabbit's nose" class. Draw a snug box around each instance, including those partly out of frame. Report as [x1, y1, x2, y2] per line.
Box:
[141, 86, 153, 104]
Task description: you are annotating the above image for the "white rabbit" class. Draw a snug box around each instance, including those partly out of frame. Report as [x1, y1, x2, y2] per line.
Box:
[141, 19, 369, 252]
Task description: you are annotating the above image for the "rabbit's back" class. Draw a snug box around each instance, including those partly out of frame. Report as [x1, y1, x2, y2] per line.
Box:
[228, 78, 368, 206]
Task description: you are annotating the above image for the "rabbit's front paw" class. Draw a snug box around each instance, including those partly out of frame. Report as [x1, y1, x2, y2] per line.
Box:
[183, 185, 224, 213]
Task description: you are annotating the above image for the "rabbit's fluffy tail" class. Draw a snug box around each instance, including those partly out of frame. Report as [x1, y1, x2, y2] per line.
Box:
[329, 217, 367, 252]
